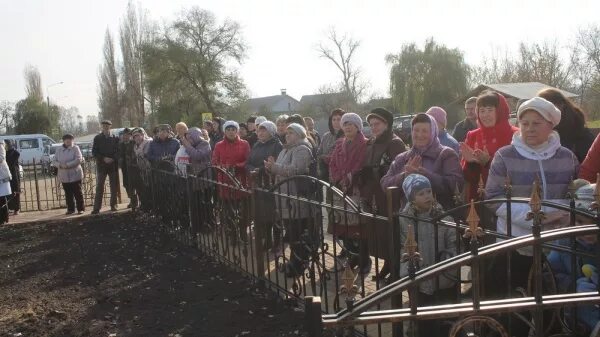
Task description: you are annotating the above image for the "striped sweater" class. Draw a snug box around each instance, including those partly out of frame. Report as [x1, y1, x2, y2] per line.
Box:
[485, 132, 579, 240]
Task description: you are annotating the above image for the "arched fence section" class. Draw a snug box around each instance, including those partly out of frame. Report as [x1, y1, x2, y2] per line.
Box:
[137, 164, 600, 337]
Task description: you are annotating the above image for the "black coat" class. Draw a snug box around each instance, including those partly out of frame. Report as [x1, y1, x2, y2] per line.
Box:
[6, 149, 19, 192]
[246, 137, 283, 180]
[560, 128, 596, 164]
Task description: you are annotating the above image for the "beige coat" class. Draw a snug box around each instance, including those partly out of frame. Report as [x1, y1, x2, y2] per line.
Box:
[52, 145, 84, 183]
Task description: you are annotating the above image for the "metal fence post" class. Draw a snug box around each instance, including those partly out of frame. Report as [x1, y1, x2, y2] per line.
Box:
[305, 296, 323, 337]
[250, 174, 265, 281]
[386, 187, 403, 337]
[32, 158, 41, 211]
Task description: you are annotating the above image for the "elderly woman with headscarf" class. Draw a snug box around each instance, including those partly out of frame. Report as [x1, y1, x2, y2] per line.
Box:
[484, 97, 580, 336]
[460, 91, 519, 202]
[264, 123, 313, 277]
[130, 128, 152, 210]
[328, 112, 370, 274]
[246, 121, 284, 253]
[381, 113, 463, 210]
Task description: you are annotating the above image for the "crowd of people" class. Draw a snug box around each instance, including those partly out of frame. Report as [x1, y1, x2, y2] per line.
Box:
[9, 86, 595, 334]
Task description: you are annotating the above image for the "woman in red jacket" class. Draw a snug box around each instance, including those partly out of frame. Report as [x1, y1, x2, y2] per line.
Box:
[460, 91, 519, 202]
[211, 120, 251, 241]
[580, 134, 600, 182]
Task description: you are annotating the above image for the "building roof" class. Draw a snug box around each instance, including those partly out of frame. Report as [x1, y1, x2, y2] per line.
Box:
[299, 92, 348, 106]
[453, 82, 578, 106]
[246, 94, 299, 113]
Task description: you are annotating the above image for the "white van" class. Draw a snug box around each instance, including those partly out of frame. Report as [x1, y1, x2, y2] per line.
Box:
[0, 134, 56, 164]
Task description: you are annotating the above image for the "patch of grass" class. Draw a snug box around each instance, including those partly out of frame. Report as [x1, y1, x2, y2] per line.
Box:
[588, 120, 600, 128]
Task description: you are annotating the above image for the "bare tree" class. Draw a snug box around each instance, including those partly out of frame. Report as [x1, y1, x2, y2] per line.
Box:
[98, 29, 121, 125]
[317, 28, 367, 103]
[0, 101, 14, 134]
[24, 65, 43, 102]
[120, 0, 148, 127]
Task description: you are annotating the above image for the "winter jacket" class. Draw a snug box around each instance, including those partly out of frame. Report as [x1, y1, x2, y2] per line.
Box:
[6, 148, 19, 192]
[485, 132, 579, 243]
[438, 130, 460, 154]
[211, 136, 250, 199]
[147, 137, 180, 162]
[209, 131, 223, 150]
[244, 131, 258, 148]
[579, 133, 600, 182]
[270, 139, 313, 219]
[559, 127, 595, 164]
[317, 130, 343, 181]
[246, 137, 283, 181]
[398, 202, 457, 295]
[92, 132, 119, 170]
[52, 145, 84, 183]
[381, 143, 464, 210]
[0, 144, 12, 184]
[133, 138, 152, 172]
[452, 118, 477, 143]
[183, 128, 211, 175]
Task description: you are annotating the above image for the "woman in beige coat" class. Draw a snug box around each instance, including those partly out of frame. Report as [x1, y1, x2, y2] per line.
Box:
[52, 134, 85, 214]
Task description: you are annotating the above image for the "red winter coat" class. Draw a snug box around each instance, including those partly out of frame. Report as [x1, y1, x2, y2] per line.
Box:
[211, 136, 251, 199]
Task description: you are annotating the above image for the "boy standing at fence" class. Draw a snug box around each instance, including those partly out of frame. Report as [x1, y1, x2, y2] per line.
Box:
[399, 174, 457, 336]
[91, 120, 120, 214]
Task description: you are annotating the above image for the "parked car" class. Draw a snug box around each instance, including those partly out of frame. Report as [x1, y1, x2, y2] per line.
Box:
[78, 142, 93, 159]
[392, 114, 416, 146]
[0, 134, 56, 164]
[40, 144, 63, 175]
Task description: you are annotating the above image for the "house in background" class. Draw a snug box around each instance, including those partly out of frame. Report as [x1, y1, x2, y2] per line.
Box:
[445, 82, 578, 128]
[298, 92, 356, 134]
[242, 89, 299, 117]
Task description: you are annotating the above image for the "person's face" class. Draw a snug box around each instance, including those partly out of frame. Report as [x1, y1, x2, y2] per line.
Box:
[342, 122, 358, 139]
[225, 126, 238, 140]
[519, 110, 554, 147]
[176, 126, 187, 137]
[465, 102, 477, 120]
[257, 127, 270, 142]
[304, 119, 314, 130]
[276, 121, 287, 135]
[369, 118, 387, 138]
[185, 133, 193, 143]
[159, 130, 169, 140]
[123, 134, 131, 142]
[63, 138, 73, 147]
[478, 106, 497, 127]
[285, 129, 300, 144]
[101, 124, 111, 133]
[413, 188, 434, 212]
[204, 123, 214, 133]
[133, 133, 143, 144]
[239, 128, 248, 138]
[247, 122, 256, 132]
[332, 115, 342, 131]
[412, 122, 432, 148]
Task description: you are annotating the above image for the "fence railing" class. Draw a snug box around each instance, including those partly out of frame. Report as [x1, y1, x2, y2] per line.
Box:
[15, 158, 124, 212]
[138, 164, 600, 337]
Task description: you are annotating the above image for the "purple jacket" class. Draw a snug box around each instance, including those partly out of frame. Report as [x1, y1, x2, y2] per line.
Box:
[381, 115, 464, 208]
[183, 127, 211, 173]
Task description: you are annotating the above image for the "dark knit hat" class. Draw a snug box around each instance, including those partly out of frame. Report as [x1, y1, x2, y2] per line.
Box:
[367, 108, 394, 128]
[247, 116, 257, 123]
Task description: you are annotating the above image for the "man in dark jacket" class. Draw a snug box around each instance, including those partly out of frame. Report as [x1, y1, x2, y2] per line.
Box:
[118, 128, 136, 208]
[452, 96, 478, 142]
[147, 124, 180, 167]
[92, 120, 120, 214]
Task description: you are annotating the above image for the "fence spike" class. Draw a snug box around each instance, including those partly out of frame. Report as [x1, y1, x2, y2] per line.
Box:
[464, 199, 484, 244]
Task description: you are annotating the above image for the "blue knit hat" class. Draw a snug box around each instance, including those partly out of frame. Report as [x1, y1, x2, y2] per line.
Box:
[402, 174, 432, 201]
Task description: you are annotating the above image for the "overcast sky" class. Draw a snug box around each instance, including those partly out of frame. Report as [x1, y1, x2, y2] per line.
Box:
[1, 0, 599, 119]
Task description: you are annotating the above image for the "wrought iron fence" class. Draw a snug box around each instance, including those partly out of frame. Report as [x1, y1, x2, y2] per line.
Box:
[139, 164, 600, 337]
[17, 158, 124, 212]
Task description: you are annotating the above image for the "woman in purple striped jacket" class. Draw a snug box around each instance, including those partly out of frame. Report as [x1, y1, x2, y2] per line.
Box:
[484, 96, 579, 336]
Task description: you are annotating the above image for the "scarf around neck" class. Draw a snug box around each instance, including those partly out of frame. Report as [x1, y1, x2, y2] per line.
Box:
[512, 131, 562, 160]
[330, 131, 368, 182]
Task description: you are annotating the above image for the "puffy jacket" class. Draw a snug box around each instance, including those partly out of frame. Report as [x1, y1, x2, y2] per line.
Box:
[183, 127, 211, 174]
[52, 145, 84, 183]
[211, 136, 250, 199]
[147, 137, 180, 162]
[0, 144, 12, 184]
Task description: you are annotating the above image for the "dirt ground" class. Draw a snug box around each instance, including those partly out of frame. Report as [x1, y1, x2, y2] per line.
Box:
[0, 212, 306, 337]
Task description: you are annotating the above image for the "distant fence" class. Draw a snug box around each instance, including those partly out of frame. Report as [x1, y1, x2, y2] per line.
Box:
[16, 158, 124, 212]
[140, 164, 600, 337]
